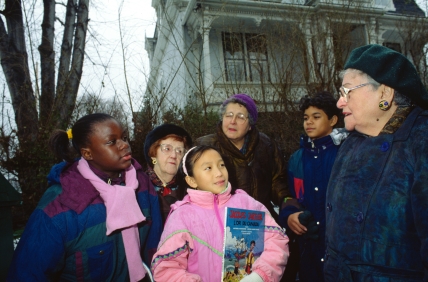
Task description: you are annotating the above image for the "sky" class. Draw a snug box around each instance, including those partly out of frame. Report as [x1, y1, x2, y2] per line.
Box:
[417, 0, 427, 12]
[0, 0, 157, 128]
[79, 0, 157, 112]
[0, 1, 158, 180]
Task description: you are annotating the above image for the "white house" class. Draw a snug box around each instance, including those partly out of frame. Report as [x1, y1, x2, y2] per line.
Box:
[145, 0, 427, 118]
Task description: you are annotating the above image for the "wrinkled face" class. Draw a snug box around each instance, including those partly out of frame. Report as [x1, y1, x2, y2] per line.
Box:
[153, 137, 185, 181]
[303, 106, 336, 140]
[221, 103, 251, 148]
[337, 72, 381, 134]
[82, 119, 131, 178]
[186, 149, 229, 194]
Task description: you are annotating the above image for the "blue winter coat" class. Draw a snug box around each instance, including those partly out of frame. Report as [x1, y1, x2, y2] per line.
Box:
[324, 107, 428, 281]
[286, 131, 344, 282]
[7, 159, 162, 281]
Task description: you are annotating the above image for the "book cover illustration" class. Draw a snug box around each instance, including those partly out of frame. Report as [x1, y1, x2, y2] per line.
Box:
[221, 207, 265, 282]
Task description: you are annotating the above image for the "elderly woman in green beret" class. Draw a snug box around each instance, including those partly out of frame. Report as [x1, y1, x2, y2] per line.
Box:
[324, 44, 428, 281]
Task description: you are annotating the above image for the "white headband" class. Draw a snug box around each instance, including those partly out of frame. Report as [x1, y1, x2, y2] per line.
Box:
[182, 146, 197, 176]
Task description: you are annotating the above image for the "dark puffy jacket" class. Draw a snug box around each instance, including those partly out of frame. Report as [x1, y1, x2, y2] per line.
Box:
[325, 107, 428, 281]
[8, 159, 162, 281]
[286, 133, 344, 282]
[196, 123, 291, 217]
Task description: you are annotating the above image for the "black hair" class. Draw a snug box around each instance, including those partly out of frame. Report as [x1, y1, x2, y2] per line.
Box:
[49, 113, 115, 162]
[299, 91, 341, 120]
[176, 145, 235, 197]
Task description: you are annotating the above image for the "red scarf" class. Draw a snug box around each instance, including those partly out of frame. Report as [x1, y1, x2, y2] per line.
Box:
[146, 166, 177, 196]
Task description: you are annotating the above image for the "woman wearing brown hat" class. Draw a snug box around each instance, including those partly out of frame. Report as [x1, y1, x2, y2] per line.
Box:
[144, 124, 192, 223]
[324, 44, 428, 281]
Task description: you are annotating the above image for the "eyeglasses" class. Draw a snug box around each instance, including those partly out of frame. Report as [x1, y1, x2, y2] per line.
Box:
[223, 112, 248, 125]
[160, 144, 186, 156]
[339, 83, 370, 102]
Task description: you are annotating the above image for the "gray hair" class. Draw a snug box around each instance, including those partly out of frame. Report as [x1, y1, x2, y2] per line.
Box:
[219, 98, 256, 125]
[339, 69, 412, 107]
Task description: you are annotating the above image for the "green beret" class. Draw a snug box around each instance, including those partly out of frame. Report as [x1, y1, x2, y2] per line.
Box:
[344, 44, 428, 109]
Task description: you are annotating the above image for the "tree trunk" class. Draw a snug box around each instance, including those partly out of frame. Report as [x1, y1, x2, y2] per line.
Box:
[38, 0, 56, 126]
[54, 0, 89, 130]
[0, 0, 90, 224]
[0, 0, 38, 143]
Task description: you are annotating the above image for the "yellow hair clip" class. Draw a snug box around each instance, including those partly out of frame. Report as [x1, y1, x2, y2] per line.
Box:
[66, 129, 73, 139]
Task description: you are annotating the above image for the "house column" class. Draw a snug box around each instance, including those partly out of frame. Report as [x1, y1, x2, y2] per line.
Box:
[300, 19, 316, 84]
[377, 21, 387, 46]
[202, 27, 212, 92]
[367, 17, 378, 44]
[316, 15, 335, 87]
[325, 21, 335, 72]
[200, 15, 217, 93]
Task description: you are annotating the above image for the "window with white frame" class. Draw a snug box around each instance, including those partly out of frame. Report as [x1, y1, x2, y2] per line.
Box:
[222, 32, 270, 82]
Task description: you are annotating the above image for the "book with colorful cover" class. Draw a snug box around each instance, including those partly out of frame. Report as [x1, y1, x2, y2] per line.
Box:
[221, 207, 265, 282]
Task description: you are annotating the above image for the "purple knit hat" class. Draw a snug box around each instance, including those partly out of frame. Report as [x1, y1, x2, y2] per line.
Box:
[222, 93, 258, 125]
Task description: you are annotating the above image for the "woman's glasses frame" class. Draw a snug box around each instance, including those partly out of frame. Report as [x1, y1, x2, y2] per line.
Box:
[159, 144, 186, 156]
[223, 112, 248, 125]
[339, 83, 370, 102]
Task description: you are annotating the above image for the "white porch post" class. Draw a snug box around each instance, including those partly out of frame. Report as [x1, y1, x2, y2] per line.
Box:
[200, 15, 217, 94]
[301, 19, 316, 83]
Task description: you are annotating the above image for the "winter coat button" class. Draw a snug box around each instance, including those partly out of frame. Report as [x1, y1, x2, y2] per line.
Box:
[356, 212, 364, 223]
[315, 187, 319, 191]
[380, 142, 390, 152]
[99, 250, 104, 255]
[326, 203, 332, 212]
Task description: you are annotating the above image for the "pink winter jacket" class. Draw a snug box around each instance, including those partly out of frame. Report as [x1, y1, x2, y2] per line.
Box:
[151, 184, 289, 282]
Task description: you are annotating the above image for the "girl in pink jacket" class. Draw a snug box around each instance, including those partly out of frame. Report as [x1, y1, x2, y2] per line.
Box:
[151, 145, 289, 282]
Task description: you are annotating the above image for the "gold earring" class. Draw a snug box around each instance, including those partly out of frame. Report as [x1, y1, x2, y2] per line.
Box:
[379, 100, 390, 111]
[152, 158, 157, 165]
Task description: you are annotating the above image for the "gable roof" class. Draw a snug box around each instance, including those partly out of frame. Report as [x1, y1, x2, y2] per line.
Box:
[393, 0, 426, 16]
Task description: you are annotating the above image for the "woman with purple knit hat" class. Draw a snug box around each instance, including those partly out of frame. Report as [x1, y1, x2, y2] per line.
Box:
[196, 93, 295, 220]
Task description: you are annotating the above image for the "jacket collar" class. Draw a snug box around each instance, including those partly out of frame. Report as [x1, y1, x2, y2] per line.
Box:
[394, 106, 424, 141]
[300, 134, 334, 150]
[351, 107, 425, 141]
[216, 122, 259, 160]
[56, 159, 142, 214]
[170, 183, 232, 211]
[300, 128, 349, 150]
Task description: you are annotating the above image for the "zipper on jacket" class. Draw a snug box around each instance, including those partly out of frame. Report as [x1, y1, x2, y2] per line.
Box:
[213, 194, 224, 236]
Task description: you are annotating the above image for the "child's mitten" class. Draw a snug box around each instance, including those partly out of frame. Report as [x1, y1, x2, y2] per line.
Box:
[298, 210, 319, 240]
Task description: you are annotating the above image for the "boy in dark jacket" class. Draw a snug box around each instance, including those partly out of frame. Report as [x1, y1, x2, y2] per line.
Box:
[280, 92, 347, 282]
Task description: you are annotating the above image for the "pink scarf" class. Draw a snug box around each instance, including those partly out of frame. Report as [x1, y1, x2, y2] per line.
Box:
[77, 158, 147, 282]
